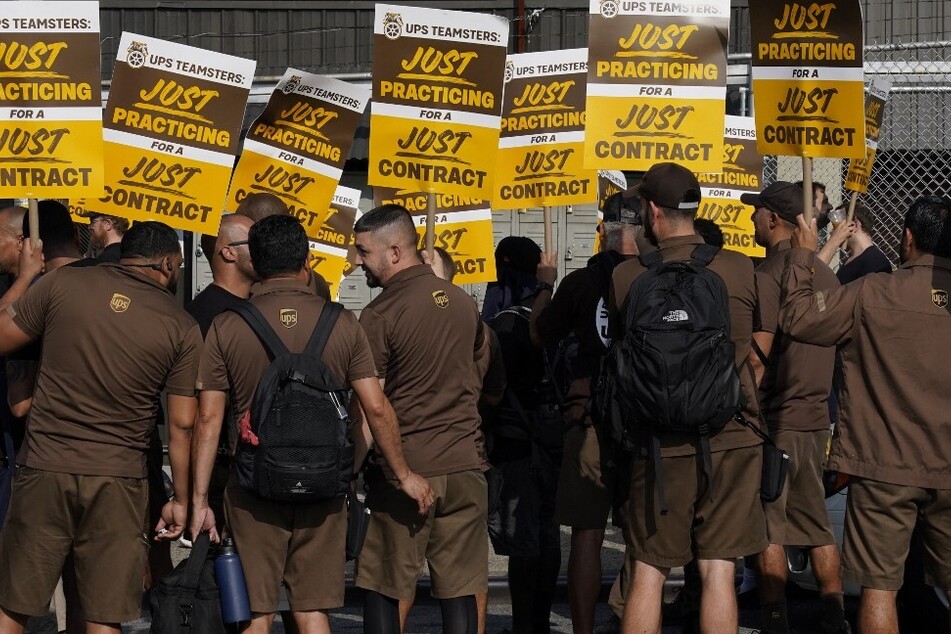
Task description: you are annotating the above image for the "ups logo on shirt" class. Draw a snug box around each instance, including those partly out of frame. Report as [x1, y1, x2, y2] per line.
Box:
[110, 293, 131, 313]
[432, 290, 450, 309]
[933, 288, 949, 308]
[280, 309, 298, 328]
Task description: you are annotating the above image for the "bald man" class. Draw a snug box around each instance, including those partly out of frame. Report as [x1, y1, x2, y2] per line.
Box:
[235, 193, 289, 223]
[190, 214, 257, 337]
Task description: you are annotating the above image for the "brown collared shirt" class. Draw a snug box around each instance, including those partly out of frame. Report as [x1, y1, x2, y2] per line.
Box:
[756, 239, 840, 432]
[359, 264, 485, 478]
[8, 264, 201, 478]
[608, 234, 762, 457]
[782, 249, 951, 489]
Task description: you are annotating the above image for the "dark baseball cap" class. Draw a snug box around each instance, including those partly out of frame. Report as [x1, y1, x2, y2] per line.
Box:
[740, 181, 805, 224]
[623, 163, 701, 212]
[602, 192, 641, 225]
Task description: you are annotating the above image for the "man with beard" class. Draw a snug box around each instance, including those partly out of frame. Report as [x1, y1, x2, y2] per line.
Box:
[353, 204, 488, 634]
[781, 196, 951, 634]
[77, 213, 128, 264]
[0, 221, 200, 634]
[744, 182, 846, 634]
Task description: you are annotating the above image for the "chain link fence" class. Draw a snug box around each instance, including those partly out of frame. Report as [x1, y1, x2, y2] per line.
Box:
[752, 41, 951, 265]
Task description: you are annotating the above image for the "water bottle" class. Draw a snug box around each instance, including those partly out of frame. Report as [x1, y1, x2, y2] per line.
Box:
[215, 537, 251, 623]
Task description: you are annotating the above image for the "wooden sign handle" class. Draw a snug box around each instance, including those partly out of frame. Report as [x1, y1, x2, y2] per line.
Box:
[847, 190, 858, 222]
[28, 198, 39, 243]
[425, 191, 436, 262]
[801, 157, 814, 223]
[543, 206, 553, 254]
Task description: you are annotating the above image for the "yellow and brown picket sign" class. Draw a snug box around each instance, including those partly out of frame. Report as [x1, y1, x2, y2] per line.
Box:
[0, 2, 103, 198]
[227, 69, 369, 239]
[697, 116, 764, 257]
[584, 0, 730, 173]
[81, 33, 255, 234]
[749, 0, 865, 159]
[374, 187, 496, 284]
[845, 77, 890, 194]
[369, 4, 508, 199]
[309, 184, 361, 299]
[595, 169, 627, 252]
[493, 49, 596, 209]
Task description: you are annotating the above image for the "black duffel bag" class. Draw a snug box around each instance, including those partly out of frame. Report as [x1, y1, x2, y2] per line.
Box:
[150, 532, 226, 633]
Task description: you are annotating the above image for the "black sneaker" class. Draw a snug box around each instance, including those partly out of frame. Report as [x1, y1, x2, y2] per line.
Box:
[593, 614, 621, 634]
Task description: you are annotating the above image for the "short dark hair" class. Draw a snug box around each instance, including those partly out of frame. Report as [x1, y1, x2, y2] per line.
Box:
[904, 196, 951, 258]
[89, 213, 130, 234]
[120, 221, 180, 259]
[354, 203, 417, 239]
[694, 218, 725, 248]
[22, 201, 78, 257]
[248, 214, 309, 278]
[850, 202, 875, 234]
[434, 246, 455, 282]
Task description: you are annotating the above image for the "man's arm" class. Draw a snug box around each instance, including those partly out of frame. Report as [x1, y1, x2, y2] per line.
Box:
[747, 332, 774, 389]
[5, 359, 37, 418]
[188, 390, 226, 543]
[0, 238, 43, 313]
[816, 220, 856, 265]
[0, 312, 34, 356]
[155, 393, 197, 541]
[529, 251, 558, 347]
[350, 377, 434, 515]
[781, 216, 862, 347]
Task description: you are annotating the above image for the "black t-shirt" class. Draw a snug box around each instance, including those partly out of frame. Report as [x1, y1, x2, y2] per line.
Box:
[186, 284, 245, 338]
[836, 245, 892, 285]
[69, 243, 122, 268]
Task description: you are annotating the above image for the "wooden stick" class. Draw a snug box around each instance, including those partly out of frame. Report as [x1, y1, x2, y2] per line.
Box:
[425, 191, 435, 262]
[543, 206, 553, 253]
[28, 198, 39, 243]
[801, 157, 814, 223]
[846, 190, 859, 222]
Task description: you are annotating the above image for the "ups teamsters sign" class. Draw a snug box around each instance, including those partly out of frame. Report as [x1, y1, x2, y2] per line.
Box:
[584, 0, 730, 173]
[0, 2, 103, 198]
[749, 0, 865, 158]
[697, 116, 765, 258]
[227, 69, 369, 240]
[493, 49, 597, 209]
[845, 77, 890, 194]
[80, 33, 255, 234]
[309, 184, 361, 300]
[369, 4, 508, 199]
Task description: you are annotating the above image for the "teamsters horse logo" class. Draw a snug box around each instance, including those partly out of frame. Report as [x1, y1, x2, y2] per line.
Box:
[280, 308, 299, 328]
[933, 288, 949, 308]
[282, 75, 302, 95]
[504, 60, 515, 83]
[126, 41, 148, 69]
[382, 13, 404, 40]
[110, 293, 131, 313]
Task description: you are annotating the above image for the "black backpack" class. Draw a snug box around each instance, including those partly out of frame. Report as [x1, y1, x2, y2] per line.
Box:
[150, 533, 225, 634]
[229, 302, 354, 503]
[605, 244, 742, 510]
[486, 306, 564, 453]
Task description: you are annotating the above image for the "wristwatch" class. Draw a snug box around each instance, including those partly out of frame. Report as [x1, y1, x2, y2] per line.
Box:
[534, 282, 554, 296]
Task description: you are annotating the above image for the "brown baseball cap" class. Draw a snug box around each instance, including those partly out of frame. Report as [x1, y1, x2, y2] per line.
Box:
[623, 162, 701, 212]
[740, 181, 805, 224]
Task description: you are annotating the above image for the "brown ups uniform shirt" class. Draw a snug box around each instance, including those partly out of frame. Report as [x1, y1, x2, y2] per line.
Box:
[608, 235, 761, 457]
[756, 239, 839, 432]
[197, 279, 377, 441]
[781, 249, 951, 489]
[7, 264, 201, 478]
[359, 265, 484, 478]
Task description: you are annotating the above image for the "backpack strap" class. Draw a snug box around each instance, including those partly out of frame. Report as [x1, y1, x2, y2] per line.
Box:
[698, 423, 716, 504]
[304, 302, 343, 358]
[638, 250, 663, 269]
[690, 243, 720, 268]
[229, 303, 290, 359]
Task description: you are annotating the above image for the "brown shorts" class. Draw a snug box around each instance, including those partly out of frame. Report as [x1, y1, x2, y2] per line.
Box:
[622, 445, 768, 568]
[355, 470, 488, 600]
[224, 485, 347, 612]
[764, 429, 835, 547]
[0, 467, 148, 623]
[842, 478, 951, 591]
[554, 424, 616, 529]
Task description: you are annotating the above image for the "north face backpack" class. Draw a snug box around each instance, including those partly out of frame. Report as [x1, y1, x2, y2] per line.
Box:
[609, 243, 742, 511]
[229, 302, 353, 503]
